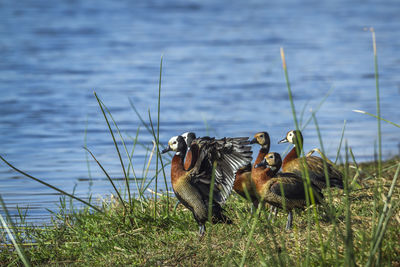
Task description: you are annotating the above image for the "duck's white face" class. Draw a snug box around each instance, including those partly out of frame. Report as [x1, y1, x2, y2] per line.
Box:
[265, 152, 281, 171]
[286, 130, 296, 144]
[181, 132, 189, 144]
[265, 152, 276, 165]
[168, 136, 180, 151]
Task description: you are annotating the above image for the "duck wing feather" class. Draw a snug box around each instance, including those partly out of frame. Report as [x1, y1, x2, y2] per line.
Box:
[188, 137, 253, 205]
[305, 156, 343, 189]
[270, 173, 324, 204]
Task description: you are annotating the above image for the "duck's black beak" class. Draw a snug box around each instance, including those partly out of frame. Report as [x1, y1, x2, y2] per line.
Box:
[278, 137, 288, 144]
[255, 158, 267, 168]
[250, 138, 257, 144]
[161, 146, 172, 154]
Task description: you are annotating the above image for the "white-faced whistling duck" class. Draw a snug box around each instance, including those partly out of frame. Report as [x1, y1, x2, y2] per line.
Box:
[278, 130, 343, 190]
[233, 131, 271, 208]
[162, 135, 252, 236]
[255, 152, 324, 229]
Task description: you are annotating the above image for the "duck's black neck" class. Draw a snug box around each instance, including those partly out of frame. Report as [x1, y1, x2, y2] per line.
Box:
[176, 142, 187, 159]
[260, 144, 270, 152]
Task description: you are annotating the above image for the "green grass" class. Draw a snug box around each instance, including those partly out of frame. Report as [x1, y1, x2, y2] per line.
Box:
[1, 31, 400, 266]
[0, 158, 399, 266]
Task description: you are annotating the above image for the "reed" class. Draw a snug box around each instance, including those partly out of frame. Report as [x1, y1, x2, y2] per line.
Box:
[207, 162, 217, 263]
[83, 147, 127, 213]
[280, 47, 325, 264]
[0, 156, 102, 213]
[0, 196, 31, 267]
[84, 115, 93, 183]
[155, 56, 169, 216]
[370, 28, 382, 179]
[94, 92, 132, 208]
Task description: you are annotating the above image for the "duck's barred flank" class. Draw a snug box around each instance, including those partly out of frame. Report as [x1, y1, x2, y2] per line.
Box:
[279, 130, 344, 190]
[253, 152, 324, 229]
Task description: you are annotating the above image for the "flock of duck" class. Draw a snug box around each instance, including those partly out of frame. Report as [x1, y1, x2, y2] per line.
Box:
[161, 130, 343, 236]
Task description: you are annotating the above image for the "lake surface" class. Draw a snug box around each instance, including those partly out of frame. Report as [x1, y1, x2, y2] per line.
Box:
[1, 0, 399, 223]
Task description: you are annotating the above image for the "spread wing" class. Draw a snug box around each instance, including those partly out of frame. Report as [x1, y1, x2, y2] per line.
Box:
[189, 136, 253, 205]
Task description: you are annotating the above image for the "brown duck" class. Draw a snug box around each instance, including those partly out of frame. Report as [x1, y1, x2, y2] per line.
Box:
[278, 130, 343, 190]
[162, 134, 252, 236]
[233, 131, 270, 208]
[254, 152, 324, 229]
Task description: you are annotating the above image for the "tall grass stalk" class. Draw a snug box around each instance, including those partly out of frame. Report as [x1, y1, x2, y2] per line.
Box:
[0, 196, 31, 267]
[280, 47, 299, 131]
[366, 163, 400, 266]
[126, 126, 141, 181]
[83, 147, 127, 213]
[301, 86, 334, 130]
[311, 112, 338, 260]
[299, 100, 310, 127]
[335, 120, 346, 164]
[370, 28, 382, 178]
[239, 204, 262, 267]
[348, 148, 362, 189]
[280, 47, 325, 264]
[141, 143, 167, 198]
[84, 115, 92, 185]
[97, 98, 142, 199]
[155, 56, 169, 215]
[128, 98, 169, 152]
[147, 109, 164, 217]
[207, 162, 217, 263]
[280, 47, 309, 264]
[94, 92, 132, 208]
[0, 156, 102, 213]
[343, 142, 356, 266]
[352, 110, 400, 128]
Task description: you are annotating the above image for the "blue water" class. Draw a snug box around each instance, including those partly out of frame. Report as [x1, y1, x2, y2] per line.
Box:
[1, 0, 399, 223]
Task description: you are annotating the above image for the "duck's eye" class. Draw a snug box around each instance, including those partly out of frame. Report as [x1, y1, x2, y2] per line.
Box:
[173, 141, 177, 144]
[269, 156, 274, 159]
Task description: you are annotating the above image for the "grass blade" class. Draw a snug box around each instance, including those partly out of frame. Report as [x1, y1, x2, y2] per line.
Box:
[301, 86, 334, 130]
[94, 92, 132, 207]
[239, 202, 262, 267]
[83, 147, 127, 213]
[207, 162, 217, 263]
[371, 28, 382, 178]
[84, 115, 93, 186]
[0, 156, 102, 213]
[352, 110, 400, 128]
[280, 47, 299, 131]
[335, 120, 346, 164]
[366, 163, 400, 266]
[0, 196, 31, 267]
[126, 126, 142, 199]
[147, 110, 159, 216]
[343, 143, 356, 266]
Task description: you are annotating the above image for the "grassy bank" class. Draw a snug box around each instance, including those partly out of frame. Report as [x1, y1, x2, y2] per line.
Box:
[1, 30, 400, 266]
[0, 157, 399, 266]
